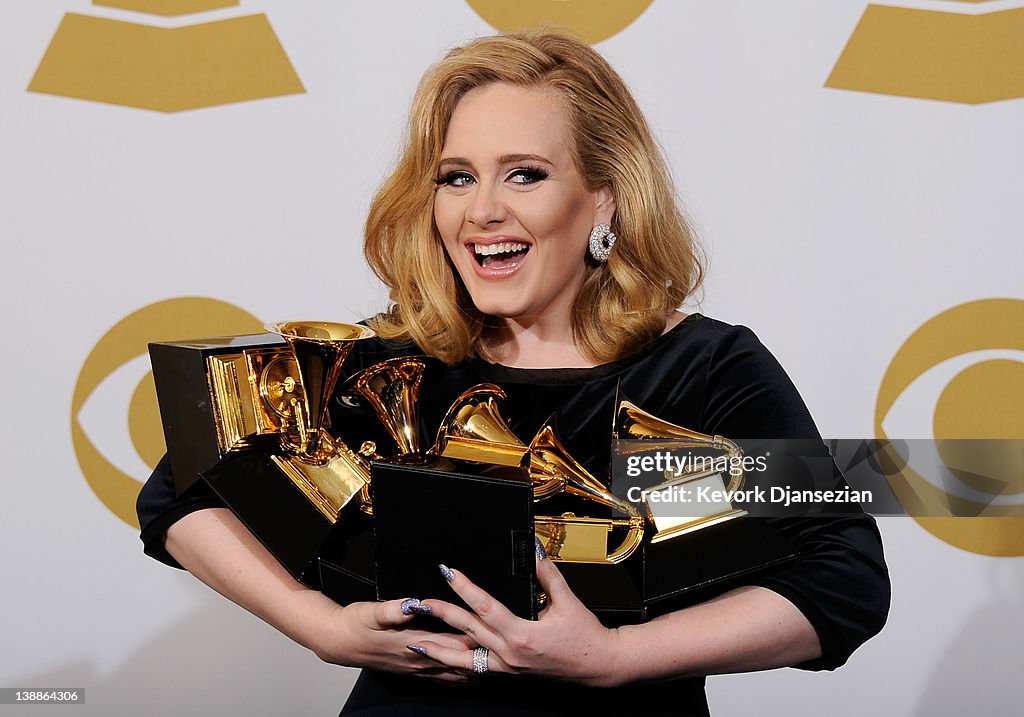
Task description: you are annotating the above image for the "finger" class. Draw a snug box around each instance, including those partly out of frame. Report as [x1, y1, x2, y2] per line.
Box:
[437, 565, 519, 632]
[448, 633, 482, 650]
[427, 632, 480, 651]
[371, 597, 427, 628]
[404, 655, 472, 685]
[408, 640, 508, 676]
[533, 540, 578, 607]
[420, 598, 501, 647]
[418, 670, 471, 685]
[412, 630, 482, 652]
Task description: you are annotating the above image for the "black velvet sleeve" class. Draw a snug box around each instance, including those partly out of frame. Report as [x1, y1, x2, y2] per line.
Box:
[701, 324, 890, 670]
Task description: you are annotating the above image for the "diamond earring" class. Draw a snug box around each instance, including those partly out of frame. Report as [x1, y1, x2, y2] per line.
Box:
[588, 224, 617, 263]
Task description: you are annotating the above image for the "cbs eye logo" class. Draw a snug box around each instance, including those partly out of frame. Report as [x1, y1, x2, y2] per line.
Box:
[466, 0, 653, 43]
[71, 298, 262, 527]
[875, 298, 1024, 556]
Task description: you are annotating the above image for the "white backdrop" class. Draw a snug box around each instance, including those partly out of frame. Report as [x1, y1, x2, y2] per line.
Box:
[2, 1, 1022, 715]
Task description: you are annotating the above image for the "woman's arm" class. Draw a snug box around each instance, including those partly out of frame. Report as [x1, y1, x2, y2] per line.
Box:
[608, 585, 820, 685]
[166, 507, 472, 681]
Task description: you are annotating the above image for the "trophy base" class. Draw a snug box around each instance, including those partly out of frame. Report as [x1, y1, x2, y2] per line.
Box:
[202, 451, 364, 586]
[562, 518, 797, 627]
[371, 458, 539, 622]
[318, 511, 378, 605]
[269, 434, 369, 521]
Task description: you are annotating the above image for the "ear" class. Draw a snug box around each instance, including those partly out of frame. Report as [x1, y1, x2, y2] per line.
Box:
[592, 185, 617, 226]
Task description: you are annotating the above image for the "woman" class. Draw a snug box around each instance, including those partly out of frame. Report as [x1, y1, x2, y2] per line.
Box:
[138, 32, 888, 715]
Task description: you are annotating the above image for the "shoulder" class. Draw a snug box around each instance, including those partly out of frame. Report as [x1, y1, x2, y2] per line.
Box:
[629, 314, 786, 391]
[661, 313, 769, 354]
[634, 314, 773, 370]
[631, 315, 819, 439]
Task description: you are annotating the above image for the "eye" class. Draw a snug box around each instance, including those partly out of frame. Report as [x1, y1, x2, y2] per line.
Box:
[435, 171, 475, 188]
[507, 166, 549, 185]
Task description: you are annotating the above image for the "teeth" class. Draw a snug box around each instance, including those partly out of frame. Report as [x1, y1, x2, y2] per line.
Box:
[473, 242, 528, 256]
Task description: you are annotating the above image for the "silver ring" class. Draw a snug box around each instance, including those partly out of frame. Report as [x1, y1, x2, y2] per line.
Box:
[472, 646, 489, 674]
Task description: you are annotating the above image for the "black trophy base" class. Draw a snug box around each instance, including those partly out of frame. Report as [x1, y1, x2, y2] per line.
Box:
[319, 511, 377, 605]
[371, 458, 538, 622]
[202, 452, 362, 588]
[149, 334, 285, 496]
[562, 518, 797, 627]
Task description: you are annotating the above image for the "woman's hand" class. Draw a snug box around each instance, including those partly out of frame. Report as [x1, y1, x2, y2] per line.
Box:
[313, 597, 478, 683]
[409, 542, 621, 687]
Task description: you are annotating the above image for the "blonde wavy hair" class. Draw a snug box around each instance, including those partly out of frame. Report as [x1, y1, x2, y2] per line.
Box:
[364, 31, 703, 364]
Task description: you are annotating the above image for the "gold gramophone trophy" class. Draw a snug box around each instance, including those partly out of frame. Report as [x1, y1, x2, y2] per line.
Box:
[357, 381, 540, 620]
[337, 356, 435, 460]
[421, 384, 796, 622]
[606, 392, 797, 620]
[150, 321, 375, 584]
[260, 321, 378, 519]
[431, 384, 645, 565]
[614, 398, 748, 542]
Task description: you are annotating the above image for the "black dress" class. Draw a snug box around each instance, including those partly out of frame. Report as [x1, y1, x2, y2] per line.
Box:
[138, 315, 890, 716]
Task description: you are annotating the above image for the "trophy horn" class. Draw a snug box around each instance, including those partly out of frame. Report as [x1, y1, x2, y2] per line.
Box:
[614, 398, 744, 491]
[432, 384, 523, 461]
[613, 395, 747, 542]
[266, 321, 375, 458]
[529, 421, 645, 564]
[431, 384, 565, 499]
[339, 356, 431, 457]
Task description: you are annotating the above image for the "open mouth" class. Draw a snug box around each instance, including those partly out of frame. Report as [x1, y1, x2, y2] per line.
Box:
[472, 241, 530, 270]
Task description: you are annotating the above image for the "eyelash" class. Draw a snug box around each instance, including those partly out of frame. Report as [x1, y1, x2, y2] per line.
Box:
[434, 166, 549, 188]
[508, 166, 549, 185]
[434, 171, 473, 188]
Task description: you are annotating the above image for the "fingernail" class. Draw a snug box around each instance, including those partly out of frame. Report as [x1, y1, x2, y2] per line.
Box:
[400, 598, 432, 616]
[535, 536, 548, 561]
[439, 564, 455, 583]
[407, 645, 428, 657]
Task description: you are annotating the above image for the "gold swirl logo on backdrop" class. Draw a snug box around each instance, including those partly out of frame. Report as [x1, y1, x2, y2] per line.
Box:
[72, 298, 262, 527]
[827, 1, 1024, 104]
[28, 1, 304, 112]
[875, 299, 1024, 556]
[466, 0, 654, 44]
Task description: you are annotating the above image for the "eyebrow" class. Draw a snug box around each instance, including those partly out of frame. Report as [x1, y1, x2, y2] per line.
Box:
[437, 153, 553, 168]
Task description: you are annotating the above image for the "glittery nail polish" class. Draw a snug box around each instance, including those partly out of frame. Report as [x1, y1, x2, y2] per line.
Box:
[534, 536, 548, 560]
[439, 564, 455, 583]
[407, 645, 428, 657]
[400, 598, 431, 616]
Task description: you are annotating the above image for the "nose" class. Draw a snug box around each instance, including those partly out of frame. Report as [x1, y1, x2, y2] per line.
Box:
[466, 181, 508, 227]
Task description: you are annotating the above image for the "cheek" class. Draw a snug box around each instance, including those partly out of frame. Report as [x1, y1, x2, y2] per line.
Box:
[432, 197, 445, 232]
[532, 190, 592, 237]
[432, 198, 458, 247]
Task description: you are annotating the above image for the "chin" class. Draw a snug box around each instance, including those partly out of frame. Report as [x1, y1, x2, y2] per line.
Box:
[468, 300, 526, 320]
[461, 286, 526, 319]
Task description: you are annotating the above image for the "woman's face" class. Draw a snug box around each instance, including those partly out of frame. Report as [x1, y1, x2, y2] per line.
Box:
[433, 83, 614, 328]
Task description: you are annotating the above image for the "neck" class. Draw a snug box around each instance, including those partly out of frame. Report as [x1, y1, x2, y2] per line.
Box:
[491, 310, 594, 369]
[486, 309, 688, 369]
